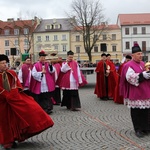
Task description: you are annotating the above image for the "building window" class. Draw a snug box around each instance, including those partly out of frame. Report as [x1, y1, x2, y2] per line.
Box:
[62, 35, 67, 41]
[54, 35, 58, 41]
[46, 25, 51, 29]
[4, 29, 10, 35]
[94, 46, 98, 52]
[142, 41, 146, 51]
[14, 29, 19, 35]
[5, 50, 10, 56]
[112, 45, 116, 52]
[24, 39, 29, 45]
[125, 42, 130, 49]
[94, 35, 98, 41]
[5, 40, 9, 46]
[14, 39, 19, 46]
[100, 43, 107, 52]
[112, 34, 116, 40]
[76, 35, 80, 41]
[76, 46, 80, 53]
[62, 45, 67, 51]
[133, 27, 137, 34]
[47, 25, 50, 29]
[54, 24, 59, 29]
[53, 24, 61, 29]
[45, 36, 50, 41]
[24, 28, 29, 34]
[37, 36, 41, 42]
[142, 27, 146, 34]
[54, 45, 59, 50]
[102, 34, 107, 40]
[125, 28, 129, 35]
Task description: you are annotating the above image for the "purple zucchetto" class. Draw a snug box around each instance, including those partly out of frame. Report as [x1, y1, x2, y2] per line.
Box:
[39, 50, 47, 56]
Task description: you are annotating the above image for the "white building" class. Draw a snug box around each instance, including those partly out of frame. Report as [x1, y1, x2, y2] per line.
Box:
[117, 13, 150, 61]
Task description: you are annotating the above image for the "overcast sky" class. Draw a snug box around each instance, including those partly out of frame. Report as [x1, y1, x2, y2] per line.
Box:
[0, 0, 150, 24]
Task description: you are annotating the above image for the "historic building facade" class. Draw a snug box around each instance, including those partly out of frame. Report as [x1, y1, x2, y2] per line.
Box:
[1, 13, 150, 67]
[33, 18, 74, 61]
[71, 24, 122, 63]
[0, 17, 40, 66]
[117, 13, 150, 62]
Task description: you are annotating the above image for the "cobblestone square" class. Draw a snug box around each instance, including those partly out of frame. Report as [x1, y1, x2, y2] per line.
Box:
[4, 74, 150, 150]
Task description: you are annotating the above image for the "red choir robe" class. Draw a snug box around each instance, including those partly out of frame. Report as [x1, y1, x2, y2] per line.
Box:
[113, 63, 125, 104]
[106, 60, 117, 98]
[0, 69, 54, 146]
[94, 60, 117, 98]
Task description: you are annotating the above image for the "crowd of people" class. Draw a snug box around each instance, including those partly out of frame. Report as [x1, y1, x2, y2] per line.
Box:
[94, 43, 150, 138]
[1, 43, 150, 149]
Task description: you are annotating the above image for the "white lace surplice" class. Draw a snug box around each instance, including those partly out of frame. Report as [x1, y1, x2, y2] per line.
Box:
[125, 67, 150, 109]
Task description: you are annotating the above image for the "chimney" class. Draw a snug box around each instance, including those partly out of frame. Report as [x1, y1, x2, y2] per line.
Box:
[101, 22, 108, 27]
[53, 19, 56, 23]
[7, 18, 14, 22]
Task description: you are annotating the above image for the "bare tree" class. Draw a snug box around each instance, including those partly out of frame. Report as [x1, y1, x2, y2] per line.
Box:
[68, 0, 108, 62]
[9, 18, 37, 65]
[15, 11, 40, 54]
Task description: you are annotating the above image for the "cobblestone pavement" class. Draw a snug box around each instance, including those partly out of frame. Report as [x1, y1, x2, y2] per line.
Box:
[2, 74, 150, 150]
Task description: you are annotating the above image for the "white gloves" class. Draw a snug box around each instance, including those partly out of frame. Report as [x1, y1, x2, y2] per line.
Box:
[143, 71, 150, 79]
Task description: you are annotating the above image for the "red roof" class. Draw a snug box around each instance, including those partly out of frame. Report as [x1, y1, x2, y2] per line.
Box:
[117, 13, 150, 25]
[107, 24, 120, 29]
[0, 19, 37, 35]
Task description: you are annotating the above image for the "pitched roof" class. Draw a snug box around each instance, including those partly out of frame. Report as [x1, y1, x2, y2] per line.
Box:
[117, 13, 150, 25]
[0, 19, 37, 36]
[0, 19, 36, 29]
[34, 18, 73, 32]
[107, 24, 120, 29]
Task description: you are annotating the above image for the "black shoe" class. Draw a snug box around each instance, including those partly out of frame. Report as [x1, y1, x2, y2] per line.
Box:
[45, 109, 53, 114]
[100, 97, 107, 101]
[70, 108, 81, 111]
[135, 131, 145, 138]
[12, 141, 17, 148]
[142, 130, 149, 135]
[47, 110, 53, 114]
[67, 106, 71, 110]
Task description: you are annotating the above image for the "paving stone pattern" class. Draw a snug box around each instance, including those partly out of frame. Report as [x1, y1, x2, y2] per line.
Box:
[2, 74, 150, 150]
